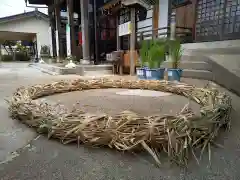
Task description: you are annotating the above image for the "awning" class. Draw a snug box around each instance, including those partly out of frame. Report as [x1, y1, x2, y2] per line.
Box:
[0, 31, 35, 43]
[121, 0, 156, 9]
[101, 0, 156, 11]
[101, 0, 122, 11]
[26, 0, 52, 6]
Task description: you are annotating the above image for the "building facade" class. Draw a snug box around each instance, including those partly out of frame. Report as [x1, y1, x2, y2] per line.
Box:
[0, 10, 52, 58]
[26, 0, 240, 66]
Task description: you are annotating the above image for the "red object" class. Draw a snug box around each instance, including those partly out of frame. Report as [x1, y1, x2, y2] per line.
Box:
[78, 32, 83, 45]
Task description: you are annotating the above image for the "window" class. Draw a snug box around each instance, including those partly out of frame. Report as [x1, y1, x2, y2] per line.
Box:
[119, 8, 130, 24]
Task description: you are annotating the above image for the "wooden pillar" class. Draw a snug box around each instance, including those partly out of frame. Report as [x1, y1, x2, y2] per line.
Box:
[152, 0, 159, 39]
[0, 43, 2, 62]
[55, 0, 64, 60]
[93, 0, 99, 63]
[130, 7, 136, 76]
[48, 7, 56, 57]
[116, 14, 121, 50]
[67, 0, 76, 57]
[80, 0, 90, 64]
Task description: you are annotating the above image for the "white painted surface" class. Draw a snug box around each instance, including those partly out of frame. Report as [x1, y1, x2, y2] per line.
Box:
[182, 40, 240, 50]
[209, 54, 240, 78]
[136, 8, 152, 40]
[158, 0, 169, 36]
[48, 27, 53, 56]
[0, 16, 52, 57]
[116, 89, 172, 97]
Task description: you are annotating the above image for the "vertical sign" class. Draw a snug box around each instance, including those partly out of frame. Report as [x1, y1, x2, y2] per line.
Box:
[66, 4, 71, 56]
[66, 24, 71, 56]
[55, 30, 59, 56]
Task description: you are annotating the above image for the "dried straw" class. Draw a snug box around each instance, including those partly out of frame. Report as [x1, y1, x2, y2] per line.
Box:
[8, 78, 231, 165]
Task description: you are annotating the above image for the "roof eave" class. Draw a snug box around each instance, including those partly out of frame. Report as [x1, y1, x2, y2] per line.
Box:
[121, 0, 156, 9]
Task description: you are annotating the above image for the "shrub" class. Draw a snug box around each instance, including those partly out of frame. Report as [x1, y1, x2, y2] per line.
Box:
[15, 52, 30, 61]
[1, 55, 13, 62]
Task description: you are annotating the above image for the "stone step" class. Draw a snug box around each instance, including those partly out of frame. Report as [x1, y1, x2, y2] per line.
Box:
[29, 63, 113, 76]
[161, 60, 211, 71]
[82, 64, 113, 71]
[182, 69, 213, 80]
[180, 55, 208, 62]
[84, 70, 113, 76]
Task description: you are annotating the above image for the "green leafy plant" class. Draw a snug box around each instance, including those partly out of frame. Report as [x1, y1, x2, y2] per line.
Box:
[16, 42, 27, 53]
[1, 54, 13, 62]
[168, 39, 183, 69]
[40, 45, 50, 56]
[139, 40, 149, 67]
[139, 39, 166, 69]
[147, 40, 165, 69]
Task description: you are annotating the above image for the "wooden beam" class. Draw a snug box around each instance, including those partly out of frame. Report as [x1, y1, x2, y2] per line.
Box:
[130, 7, 136, 76]
[48, 0, 65, 12]
[152, 0, 159, 39]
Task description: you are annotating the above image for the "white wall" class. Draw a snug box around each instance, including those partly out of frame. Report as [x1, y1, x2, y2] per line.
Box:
[158, 0, 169, 37]
[136, 1, 170, 41]
[0, 16, 52, 56]
[136, 8, 153, 40]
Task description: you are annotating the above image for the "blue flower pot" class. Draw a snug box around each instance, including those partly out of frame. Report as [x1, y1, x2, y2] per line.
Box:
[136, 67, 146, 80]
[167, 68, 183, 81]
[145, 68, 165, 80]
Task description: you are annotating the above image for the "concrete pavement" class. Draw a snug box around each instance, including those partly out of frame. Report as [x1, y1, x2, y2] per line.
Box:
[1, 63, 240, 179]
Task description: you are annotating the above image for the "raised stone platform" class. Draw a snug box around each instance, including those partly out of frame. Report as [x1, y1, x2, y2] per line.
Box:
[29, 63, 113, 76]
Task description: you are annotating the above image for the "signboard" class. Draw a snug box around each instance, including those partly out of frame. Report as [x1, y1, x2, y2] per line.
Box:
[118, 21, 131, 36]
[55, 30, 59, 56]
[66, 24, 71, 56]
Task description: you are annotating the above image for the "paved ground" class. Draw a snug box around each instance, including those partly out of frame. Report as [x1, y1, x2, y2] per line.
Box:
[40, 89, 200, 116]
[1, 63, 240, 179]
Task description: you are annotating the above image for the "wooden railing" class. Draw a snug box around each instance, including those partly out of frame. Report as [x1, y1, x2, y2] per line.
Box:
[136, 26, 193, 44]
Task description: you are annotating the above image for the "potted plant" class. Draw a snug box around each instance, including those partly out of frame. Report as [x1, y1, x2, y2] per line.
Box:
[136, 40, 148, 79]
[145, 39, 165, 80]
[40, 45, 50, 63]
[166, 39, 183, 81]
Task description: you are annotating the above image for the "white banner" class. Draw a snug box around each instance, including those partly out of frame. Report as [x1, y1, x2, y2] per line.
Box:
[55, 30, 59, 56]
[118, 21, 131, 36]
[66, 24, 71, 56]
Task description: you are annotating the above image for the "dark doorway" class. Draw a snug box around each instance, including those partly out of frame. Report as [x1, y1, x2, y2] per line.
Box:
[98, 15, 117, 61]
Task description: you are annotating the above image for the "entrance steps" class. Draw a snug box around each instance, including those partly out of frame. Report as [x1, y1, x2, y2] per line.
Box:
[161, 53, 240, 96]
